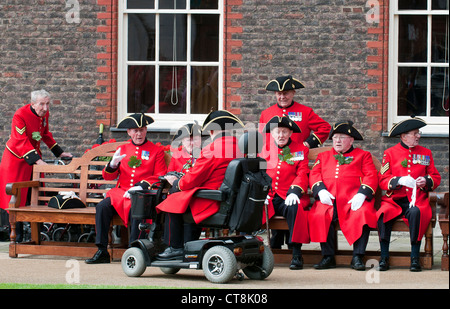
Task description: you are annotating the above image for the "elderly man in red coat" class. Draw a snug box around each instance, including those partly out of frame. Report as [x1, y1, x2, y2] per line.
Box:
[377, 116, 441, 272]
[0, 90, 72, 241]
[309, 121, 378, 270]
[260, 116, 310, 270]
[165, 123, 203, 242]
[259, 75, 331, 149]
[156, 110, 244, 260]
[85, 113, 167, 264]
[166, 123, 202, 175]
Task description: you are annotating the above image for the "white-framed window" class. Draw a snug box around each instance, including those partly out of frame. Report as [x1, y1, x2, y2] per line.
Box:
[117, 0, 223, 131]
[388, 0, 449, 135]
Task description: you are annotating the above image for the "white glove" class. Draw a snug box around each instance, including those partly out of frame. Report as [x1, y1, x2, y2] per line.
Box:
[264, 195, 270, 205]
[110, 148, 126, 169]
[409, 185, 417, 208]
[285, 193, 300, 207]
[318, 189, 335, 206]
[123, 185, 143, 199]
[398, 175, 416, 188]
[348, 193, 366, 211]
[59, 191, 79, 200]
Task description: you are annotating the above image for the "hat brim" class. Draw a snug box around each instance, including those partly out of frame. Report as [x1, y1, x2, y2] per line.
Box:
[329, 122, 363, 140]
[265, 76, 305, 92]
[388, 118, 427, 137]
[201, 110, 244, 132]
[262, 116, 301, 133]
[117, 114, 154, 129]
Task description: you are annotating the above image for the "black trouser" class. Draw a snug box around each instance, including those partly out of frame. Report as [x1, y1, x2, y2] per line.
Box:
[163, 213, 201, 249]
[320, 202, 370, 256]
[270, 194, 302, 252]
[95, 197, 143, 250]
[377, 197, 421, 257]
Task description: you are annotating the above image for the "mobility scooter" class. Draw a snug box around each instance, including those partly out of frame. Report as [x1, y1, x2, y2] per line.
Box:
[121, 131, 274, 283]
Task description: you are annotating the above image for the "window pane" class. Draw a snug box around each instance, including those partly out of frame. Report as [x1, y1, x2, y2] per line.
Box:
[191, 0, 218, 9]
[191, 15, 219, 61]
[397, 67, 427, 116]
[159, 66, 187, 114]
[128, 66, 155, 113]
[191, 66, 218, 114]
[432, 0, 449, 10]
[432, 16, 449, 63]
[160, 14, 187, 61]
[128, 14, 155, 61]
[431, 67, 449, 116]
[398, 15, 427, 62]
[128, 0, 154, 9]
[159, 0, 186, 9]
[398, 0, 427, 10]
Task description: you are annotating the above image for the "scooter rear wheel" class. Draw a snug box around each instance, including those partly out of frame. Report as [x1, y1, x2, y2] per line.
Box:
[202, 246, 237, 284]
[122, 247, 146, 277]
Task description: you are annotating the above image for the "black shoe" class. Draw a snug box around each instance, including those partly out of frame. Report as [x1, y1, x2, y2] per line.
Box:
[289, 255, 304, 270]
[350, 255, 365, 271]
[410, 257, 422, 272]
[314, 256, 336, 270]
[157, 247, 184, 260]
[85, 250, 110, 264]
[378, 257, 390, 271]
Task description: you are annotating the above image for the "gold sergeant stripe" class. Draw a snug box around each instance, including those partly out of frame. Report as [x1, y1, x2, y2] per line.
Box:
[15, 126, 26, 135]
[380, 162, 389, 175]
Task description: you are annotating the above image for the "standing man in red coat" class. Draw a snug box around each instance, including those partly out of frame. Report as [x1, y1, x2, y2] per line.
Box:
[377, 116, 441, 272]
[261, 116, 310, 270]
[156, 110, 244, 260]
[0, 90, 72, 241]
[259, 75, 331, 149]
[85, 113, 167, 264]
[309, 121, 378, 270]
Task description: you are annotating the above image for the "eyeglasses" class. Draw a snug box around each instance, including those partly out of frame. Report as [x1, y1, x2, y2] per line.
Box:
[406, 130, 422, 137]
[332, 135, 352, 141]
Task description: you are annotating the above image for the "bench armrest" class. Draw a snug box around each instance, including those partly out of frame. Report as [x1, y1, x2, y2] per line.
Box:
[5, 181, 40, 208]
[194, 190, 225, 201]
[6, 181, 40, 196]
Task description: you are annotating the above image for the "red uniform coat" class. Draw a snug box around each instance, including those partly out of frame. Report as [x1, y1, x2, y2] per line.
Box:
[156, 134, 242, 224]
[260, 140, 310, 243]
[167, 147, 193, 174]
[377, 142, 441, 242]
[103, 140, 167, 226]
[309, 147, 378, 245]
[259, 101, 331, 148]
[0, 104, 62, 210]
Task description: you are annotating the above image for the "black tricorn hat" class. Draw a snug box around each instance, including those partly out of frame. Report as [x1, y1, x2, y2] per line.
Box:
[172, 123, 202, 142]
[329, 121, 363, 140]
[265, 75, 305, 92]
[117, 113, 154, 129]
[388, 116, 427, 137]
[201, 110, 244, 132]
[263, 115, 301, 133]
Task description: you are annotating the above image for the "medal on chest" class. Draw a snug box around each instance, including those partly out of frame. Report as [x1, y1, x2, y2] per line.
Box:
[287, 111, 302, 122]
[412, 154, 430, 166]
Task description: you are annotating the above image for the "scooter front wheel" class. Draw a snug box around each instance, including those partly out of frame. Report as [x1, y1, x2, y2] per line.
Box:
[122, 247, 146, 277]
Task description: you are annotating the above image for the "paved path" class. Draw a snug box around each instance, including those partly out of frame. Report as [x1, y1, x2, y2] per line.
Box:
[0, 231, 448, 289]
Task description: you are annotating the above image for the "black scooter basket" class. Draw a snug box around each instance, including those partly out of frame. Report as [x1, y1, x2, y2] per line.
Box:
[130, 190, 156, 220]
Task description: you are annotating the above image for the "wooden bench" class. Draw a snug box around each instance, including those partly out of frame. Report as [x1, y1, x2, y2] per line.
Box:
[438, 192, 449, 271]
[6, 141, 129, 260]
[267, 146, 439, 270]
